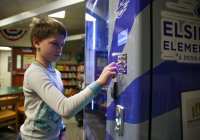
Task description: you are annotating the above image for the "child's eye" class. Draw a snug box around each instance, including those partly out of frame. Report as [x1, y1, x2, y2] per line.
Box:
[52, 42, 58, 46]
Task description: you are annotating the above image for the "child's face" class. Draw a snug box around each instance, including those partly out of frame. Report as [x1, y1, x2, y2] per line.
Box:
[36, 33, 66, 62]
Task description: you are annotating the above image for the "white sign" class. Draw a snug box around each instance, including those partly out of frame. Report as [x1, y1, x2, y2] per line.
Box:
[181, 90, 200, 140]
[161, 0, 200, 63]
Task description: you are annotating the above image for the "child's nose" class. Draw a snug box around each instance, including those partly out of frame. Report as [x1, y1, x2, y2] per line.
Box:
[57, 46, 62, 52]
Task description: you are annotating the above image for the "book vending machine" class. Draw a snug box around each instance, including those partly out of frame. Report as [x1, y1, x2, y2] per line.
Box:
[84, 0, 200, 140]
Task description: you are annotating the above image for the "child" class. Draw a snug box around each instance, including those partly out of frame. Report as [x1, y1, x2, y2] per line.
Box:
[17, 17, 119, 140]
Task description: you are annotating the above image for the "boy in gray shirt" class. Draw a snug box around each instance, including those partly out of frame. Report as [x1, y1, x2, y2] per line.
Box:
[18, 17, 119, 140]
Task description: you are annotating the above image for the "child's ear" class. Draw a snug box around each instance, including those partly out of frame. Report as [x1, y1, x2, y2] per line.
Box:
[33, 38, 40, 49]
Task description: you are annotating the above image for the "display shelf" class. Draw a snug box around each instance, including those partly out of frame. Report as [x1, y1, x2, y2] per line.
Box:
[56, 63, 78, 97]
[62, 77, 76, 79]
[77, 62, 84, 89]
[77, 62, 84, 79]
[60, 71, 77, 72]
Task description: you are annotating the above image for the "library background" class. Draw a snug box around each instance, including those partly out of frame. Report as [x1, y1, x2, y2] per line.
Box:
[0, 1, 87, 139]
[56, 62, 84, 97]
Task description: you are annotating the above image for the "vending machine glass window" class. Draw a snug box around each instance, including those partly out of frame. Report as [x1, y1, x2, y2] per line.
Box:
[84, 0, 109, 140]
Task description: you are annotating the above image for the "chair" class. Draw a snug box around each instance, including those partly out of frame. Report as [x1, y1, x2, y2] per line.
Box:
[0, 96, 19, 133]
[18, 95, 26, 127]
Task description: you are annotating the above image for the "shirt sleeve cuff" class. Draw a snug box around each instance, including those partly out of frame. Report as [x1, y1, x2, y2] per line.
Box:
[88, 81, 102, 96]
[60, 123, 66, 131]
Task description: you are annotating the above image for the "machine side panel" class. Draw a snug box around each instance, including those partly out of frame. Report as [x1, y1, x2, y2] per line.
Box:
[107, 0, 151, 139]
[152, 0, 200, 140]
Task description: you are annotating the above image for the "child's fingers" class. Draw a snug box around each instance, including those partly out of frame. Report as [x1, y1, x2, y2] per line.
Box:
[109, 71, 117, 79]
[117, 61, 122, 65]
[107, 67, 119, 79]
[107, 66, 119, 76]
[115, 62, 120, 70]
[107, 66, 116, 70]
[107, 62, 120, 73]
[108, 62, 119, 67]
[107, 62, 115, 67]
[107, 66, 117, 72]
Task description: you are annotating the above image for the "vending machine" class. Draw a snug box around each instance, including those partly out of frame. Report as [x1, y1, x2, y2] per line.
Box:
[84, 0, 200, 140]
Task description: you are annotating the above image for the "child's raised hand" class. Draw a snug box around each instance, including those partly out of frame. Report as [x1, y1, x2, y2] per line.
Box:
[96, 62, 121, 87]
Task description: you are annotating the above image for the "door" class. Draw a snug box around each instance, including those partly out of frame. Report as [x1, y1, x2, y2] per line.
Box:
[12, 47, 35, 86]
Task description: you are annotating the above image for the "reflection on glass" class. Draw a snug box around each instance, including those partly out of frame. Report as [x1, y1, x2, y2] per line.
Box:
[84, 0, 109, 140]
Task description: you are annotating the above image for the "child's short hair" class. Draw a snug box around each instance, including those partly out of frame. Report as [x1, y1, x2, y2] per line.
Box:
[29, 17, 67, 50]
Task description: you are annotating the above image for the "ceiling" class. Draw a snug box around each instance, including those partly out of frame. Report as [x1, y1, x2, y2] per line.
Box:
[0, 0, 87, 36]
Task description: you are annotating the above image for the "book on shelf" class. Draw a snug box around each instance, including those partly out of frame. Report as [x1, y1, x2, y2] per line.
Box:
[62, 73, 77, 78]
[57, 65, 77, 71]
[77, 73, 84, 79]
[62, 66, 77, 71]
[77, 73, 81, 79]
[57, 65, 64, 71]
[72, 73, 76, 78]
[62, 79, 76, 85]
[77, 65, 84, 72]
[69, 73, 71, 78]
[63, 88, 77, 97]
[57, 63, 78, 96]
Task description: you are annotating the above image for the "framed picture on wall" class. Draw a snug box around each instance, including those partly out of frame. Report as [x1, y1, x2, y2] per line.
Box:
[61, 52, 71, 61]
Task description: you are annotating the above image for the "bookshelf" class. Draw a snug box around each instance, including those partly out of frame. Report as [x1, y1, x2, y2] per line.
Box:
[77, 62, 84, 89]
[56, 63, 78, 97]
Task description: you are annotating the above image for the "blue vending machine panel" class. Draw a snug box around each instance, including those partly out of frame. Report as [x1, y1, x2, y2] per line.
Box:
[106, 0, 151, 139]
[84, 1, 109, 140]
[152, 0, 200, 140]
[85, 0, 200, 140]
[85, 0, 152, 139]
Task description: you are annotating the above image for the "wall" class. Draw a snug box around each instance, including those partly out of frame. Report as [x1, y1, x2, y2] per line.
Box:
[57, 40, 83, 64]
[0, 50, 11, 87]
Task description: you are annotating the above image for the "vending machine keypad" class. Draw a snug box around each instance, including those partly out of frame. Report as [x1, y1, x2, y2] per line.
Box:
[118, 54, 127, 74]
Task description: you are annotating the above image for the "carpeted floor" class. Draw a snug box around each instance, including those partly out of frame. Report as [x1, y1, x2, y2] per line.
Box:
[63, 117, 83, 140]
[0, 126, 18, 140]
[0, 117, 83, 140]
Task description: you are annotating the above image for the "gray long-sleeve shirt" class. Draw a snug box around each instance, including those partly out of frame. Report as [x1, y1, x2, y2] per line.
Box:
[20, 62, 101, 140]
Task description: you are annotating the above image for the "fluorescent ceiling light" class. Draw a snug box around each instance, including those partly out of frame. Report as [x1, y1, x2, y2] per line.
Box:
[85, 14, 96, 50]
[48, 11, 65, 18]
[65, 34, 85, 42]
[0, 47, 11, 50]
[86, 13, 96, 21]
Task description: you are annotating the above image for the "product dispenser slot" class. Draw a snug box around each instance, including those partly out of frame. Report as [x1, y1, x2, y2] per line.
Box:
[115, 105, 124, 136]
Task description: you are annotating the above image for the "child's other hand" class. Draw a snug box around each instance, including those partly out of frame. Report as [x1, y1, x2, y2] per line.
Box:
[96, 62, 121, 87]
